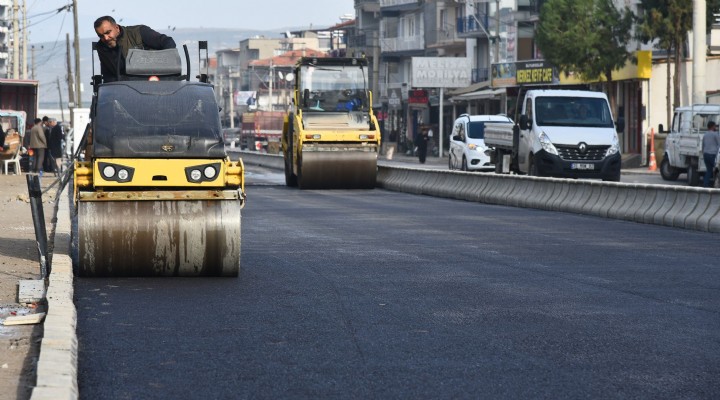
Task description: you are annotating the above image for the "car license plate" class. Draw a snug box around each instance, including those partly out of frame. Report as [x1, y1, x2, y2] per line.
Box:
[571, 163, 594, 170]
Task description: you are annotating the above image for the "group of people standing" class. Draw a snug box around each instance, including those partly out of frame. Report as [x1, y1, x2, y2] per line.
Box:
[27, 116, 64, 176]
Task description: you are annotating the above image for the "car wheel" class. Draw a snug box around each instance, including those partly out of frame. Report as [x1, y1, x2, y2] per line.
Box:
[687, 164, 700, 186]
[448, 155, 453, 170]
[660, 156, 679, 181]
[494, 151, 503, 174]
[461, 156, 468, 171]
[528, 154, 538, 176]
[715, 170, 720, 188]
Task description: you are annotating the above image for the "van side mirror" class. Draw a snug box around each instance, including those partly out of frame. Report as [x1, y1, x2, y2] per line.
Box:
[452, 135, 461, 141]
[519, 114, 531, 130]
[615, 118, 625, 133]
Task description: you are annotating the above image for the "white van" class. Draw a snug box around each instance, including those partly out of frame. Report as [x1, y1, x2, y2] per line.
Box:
[448, 114, 513, 171]
[485, 89, 623, 181]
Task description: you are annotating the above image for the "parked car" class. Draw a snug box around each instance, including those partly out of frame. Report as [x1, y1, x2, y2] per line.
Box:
[448, 114, 513, 171]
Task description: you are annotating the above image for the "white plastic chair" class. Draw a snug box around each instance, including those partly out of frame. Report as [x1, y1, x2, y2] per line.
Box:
[2, 144, 22, 175]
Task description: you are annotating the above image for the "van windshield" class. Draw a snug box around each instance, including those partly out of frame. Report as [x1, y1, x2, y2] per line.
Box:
[535, 97, 614, 128]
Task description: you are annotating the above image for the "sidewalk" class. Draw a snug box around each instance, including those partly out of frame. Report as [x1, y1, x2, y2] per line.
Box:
[0, 173, 57, 400]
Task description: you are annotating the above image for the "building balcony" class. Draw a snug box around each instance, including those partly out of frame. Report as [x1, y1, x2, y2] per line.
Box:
[348, 33, 370, 48]
[380, 35, 424, 54]
[456, 15, 491, 39]
[355, 0, 380, 12]
[380, 0, 421, 16]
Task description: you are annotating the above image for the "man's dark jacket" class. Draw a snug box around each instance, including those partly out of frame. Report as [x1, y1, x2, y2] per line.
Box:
[96, 25, 176, 82]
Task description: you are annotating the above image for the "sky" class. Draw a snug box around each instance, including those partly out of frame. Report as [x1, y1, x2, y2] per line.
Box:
[27, 0, 355, 44]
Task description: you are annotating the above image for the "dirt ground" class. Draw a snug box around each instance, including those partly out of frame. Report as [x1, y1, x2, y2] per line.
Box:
[0, 173, 59, 400]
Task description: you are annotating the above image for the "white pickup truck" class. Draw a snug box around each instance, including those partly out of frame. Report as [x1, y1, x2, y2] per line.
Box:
[660, 104, 720, 186]
[484, 89, 623, 181]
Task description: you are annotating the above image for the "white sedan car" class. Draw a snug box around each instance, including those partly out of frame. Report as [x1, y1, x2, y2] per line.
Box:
[448, 114, 513, 171]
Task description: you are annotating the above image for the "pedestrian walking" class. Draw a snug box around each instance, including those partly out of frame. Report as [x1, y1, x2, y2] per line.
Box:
[48, 118, 65, 174]
[702, 121, 720, 187]
[417, 127, 429, 164]
[28, 118, 47, 175]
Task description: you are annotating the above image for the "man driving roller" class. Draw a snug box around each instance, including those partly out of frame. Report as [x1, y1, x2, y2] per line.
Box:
[94, 16, 176, 82]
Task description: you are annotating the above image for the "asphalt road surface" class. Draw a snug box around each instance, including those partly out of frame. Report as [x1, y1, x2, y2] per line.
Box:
[75, 167, 720, 399]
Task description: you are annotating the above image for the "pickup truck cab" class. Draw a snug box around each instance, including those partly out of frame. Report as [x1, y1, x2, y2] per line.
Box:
[660, 104, 720, 186]
[485, 89, 623, 181]
[448, 114, 513, 171]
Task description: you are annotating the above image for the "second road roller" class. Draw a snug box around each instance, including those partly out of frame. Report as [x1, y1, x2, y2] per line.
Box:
[282, 57, 381, 189]
[72, 42, 245, 277]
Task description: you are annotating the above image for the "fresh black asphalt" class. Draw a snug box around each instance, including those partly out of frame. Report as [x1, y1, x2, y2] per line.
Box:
[75, 176, 720, 399]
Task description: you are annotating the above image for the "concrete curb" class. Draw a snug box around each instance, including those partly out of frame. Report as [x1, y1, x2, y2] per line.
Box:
[31, 183, 78, 400]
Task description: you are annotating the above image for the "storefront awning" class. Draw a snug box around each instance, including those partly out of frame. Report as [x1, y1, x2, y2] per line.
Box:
[450, 88, 505, 102]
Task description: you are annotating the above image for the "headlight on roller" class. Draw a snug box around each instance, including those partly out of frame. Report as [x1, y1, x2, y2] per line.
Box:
[204, 166, 217, 179]
[98, 162, 134, 183]
[102, 165, 116, 178]
[186, 163, 221, 183]
[117, 169, 129, 181]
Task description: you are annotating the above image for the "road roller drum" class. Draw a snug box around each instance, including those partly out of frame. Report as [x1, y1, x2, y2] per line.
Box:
[298, 147, 377, 189]
[77, 196, 241, 277]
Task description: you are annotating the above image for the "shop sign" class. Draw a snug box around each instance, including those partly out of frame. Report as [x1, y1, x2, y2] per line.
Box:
[412, 57, 471, 88]
[408, 89, 428, 104]
[491, 60, 559, 88]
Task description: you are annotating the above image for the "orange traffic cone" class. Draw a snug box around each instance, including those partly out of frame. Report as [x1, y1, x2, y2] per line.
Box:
[648, 127, 657, 171]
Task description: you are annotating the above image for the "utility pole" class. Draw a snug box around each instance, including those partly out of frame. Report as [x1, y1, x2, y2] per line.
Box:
[22, 0, 27, 79]
[494, 0, 500, 64]
[12, 0, 18, 79]
[56, 77, 65, 121]
[30, 44, 34, 80]
[72, 0, 82, 107]
[66, 34, 75, 106]
[66, 33, 75, 130]
[269, 60, 274, 111]
[229, 68, 234, 128]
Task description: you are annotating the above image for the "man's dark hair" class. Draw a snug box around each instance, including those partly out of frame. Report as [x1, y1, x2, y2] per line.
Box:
[34, 118, 41, 124]
[42, 116, 49, 122]
[94, 16, 117, 29]
[708, 121, 717, 130]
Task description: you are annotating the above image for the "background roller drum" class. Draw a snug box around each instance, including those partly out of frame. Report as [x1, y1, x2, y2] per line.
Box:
[298, 150, 377, 189]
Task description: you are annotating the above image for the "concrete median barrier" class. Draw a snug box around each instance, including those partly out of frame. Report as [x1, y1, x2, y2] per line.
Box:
[376, 165, 720, 233]
[237, 152, 720, 233]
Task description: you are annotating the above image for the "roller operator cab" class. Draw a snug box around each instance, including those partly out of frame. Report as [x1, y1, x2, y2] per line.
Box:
[73, 44, 245, 277]
[282, 57, 381, 189]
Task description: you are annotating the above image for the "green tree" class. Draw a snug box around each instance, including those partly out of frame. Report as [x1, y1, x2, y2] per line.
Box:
[536, 0, 634, 111]
[637, 0, 720, 127]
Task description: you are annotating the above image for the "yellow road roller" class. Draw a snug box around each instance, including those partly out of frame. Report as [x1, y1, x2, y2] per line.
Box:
[282, 57, 380, 189]
[72, 43, 245, 277]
